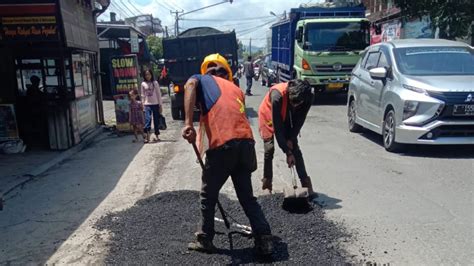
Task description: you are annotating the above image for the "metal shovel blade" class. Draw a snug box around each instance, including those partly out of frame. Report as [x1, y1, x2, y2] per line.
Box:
[282, 186, 312, 213]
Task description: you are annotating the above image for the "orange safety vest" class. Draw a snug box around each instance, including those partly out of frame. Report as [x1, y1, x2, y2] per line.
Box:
[197, 76, 254, 154]
[258, 82, 289, 140]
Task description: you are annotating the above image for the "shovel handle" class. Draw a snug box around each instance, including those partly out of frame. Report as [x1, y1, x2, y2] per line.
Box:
[191, 141, 230, 229]
[192, 142, 205, 169]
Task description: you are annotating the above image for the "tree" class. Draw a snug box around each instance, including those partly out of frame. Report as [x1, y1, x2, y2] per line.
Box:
[237, 40, 245, 60]
[146, 35, 163, 59]
[394, 0, 474, 40]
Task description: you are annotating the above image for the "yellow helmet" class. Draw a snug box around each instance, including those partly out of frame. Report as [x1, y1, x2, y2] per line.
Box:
[200, 53, 233, 81]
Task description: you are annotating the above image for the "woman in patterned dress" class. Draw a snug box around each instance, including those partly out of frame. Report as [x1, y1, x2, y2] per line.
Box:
[129, 89, 146, 143]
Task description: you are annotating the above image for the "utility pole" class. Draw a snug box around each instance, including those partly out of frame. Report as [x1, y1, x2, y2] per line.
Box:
[249, 37, 252, 57]
[165, 26, 169, 38]
[170, 10, 183, 36]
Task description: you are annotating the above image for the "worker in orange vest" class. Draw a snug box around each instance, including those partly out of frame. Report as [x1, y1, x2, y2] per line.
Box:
[182, 53, 273, 256]
[258, 80, 316, 197]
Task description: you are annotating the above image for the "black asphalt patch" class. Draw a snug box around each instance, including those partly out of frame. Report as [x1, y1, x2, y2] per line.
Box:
[95, 190, 352, 264]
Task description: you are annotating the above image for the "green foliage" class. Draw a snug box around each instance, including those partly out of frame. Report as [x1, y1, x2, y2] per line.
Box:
[395, 0, 474, 40]
[146, 35, 163, 59]
[238, 40, 245, 59]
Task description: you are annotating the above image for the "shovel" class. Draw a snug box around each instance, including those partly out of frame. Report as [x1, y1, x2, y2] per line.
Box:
[282, 167, 311, 212]
[191, 142, 251, 235]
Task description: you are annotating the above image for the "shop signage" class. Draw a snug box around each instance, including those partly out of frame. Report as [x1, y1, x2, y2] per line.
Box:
[0, 3, 60, 42]
[109, 55, 139, 132]
[404, 16, 433, 39]
[0, 104, 19, 141]
[130, 30, 139, 53]
[113, 94, 131, 132]
[381, 20, 401, 42]
[110, 55, 140, 95]
[76, 96, 96, 136]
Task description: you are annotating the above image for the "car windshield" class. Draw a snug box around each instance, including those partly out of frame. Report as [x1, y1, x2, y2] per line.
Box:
[304, 22, 369, 52]
[394, 46, 474, 75]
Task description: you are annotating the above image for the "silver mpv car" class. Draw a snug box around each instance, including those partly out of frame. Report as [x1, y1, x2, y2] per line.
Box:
[347, 39, 474, 152]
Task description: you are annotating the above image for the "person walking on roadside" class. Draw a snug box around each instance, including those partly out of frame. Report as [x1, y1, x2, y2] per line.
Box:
[243, 55, 255, 96]
[258, 79, 316, 198]
[182, 53, 273, 256]
[141, 69, 163, 142]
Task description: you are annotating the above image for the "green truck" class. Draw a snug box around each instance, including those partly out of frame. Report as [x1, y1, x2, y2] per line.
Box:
[271, 5, 370, 93]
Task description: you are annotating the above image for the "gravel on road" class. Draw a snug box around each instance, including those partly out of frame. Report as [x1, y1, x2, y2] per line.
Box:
[95, 190, 352, 264]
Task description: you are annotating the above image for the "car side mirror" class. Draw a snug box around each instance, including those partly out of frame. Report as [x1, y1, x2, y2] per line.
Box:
[369, 67, 387, 80]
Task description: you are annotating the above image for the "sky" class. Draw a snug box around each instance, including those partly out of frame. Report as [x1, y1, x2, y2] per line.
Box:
[99, 0, 324, 47]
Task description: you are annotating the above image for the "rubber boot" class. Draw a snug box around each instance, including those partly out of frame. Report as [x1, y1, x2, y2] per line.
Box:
[300, 176, 317, 199]
[261, 178, 272, 192]
[254, 234, 274, 256]
[188, 233, 216, 254]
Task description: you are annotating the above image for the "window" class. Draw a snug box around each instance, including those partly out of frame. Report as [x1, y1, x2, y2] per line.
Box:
[15, 58, 68, 96]
[72, 53, 95, 98]
[394, 46, 474, 75]
[304, 22, 369, 51]
[378, 52, 390, 69]
[365, 52, 380, 70]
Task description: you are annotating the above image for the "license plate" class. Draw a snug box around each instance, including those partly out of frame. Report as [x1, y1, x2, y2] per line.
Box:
[327, 83, 344, 90]
[453, 104, 474, 116]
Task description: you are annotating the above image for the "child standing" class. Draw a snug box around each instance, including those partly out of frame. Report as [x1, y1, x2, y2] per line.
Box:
[129, 89, 146, 143]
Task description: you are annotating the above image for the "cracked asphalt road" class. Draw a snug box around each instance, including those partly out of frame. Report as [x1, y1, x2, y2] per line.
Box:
[1, 81, 473, 264]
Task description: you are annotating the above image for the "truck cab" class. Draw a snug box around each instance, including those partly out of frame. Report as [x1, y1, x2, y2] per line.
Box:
[271, 6, 370, 94]
[294, 18, 370, 92]
[163, 27, 238, 120]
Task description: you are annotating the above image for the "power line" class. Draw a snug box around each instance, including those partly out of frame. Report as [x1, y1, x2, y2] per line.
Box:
[154, 0, 173, 12]
[236, 20, 275, 36]
[117, 0, 137, 17]
[162, 1, 182, 12]
[126, 0, 143, 15]
[181, 16, 274, 22]
[112, 1, 134, 17]
[110, 2, 132, 19]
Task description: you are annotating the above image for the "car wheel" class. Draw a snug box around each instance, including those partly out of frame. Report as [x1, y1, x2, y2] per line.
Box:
[348, 99, 363, 133]
[382, 110, 403, 152]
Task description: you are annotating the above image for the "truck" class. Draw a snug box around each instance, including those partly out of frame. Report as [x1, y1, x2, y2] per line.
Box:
[163, 27, 239, 120]
[271, 5, 370, 93]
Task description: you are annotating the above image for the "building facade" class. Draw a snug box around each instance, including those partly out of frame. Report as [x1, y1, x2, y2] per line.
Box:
[0, 0, 108, 150]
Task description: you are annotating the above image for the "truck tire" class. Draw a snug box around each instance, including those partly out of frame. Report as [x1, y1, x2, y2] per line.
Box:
[171, 107, 181, 120]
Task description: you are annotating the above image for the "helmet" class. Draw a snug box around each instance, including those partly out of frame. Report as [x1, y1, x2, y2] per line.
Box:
[200, 53, 233, 81]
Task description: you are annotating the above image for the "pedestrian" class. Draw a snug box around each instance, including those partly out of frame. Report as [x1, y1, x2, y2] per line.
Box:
[243, 55, 255, 96]
[258, 79, 316, 198]
[128, 89, 146, 143]
[182, 53, 274, 256]
[140, 69, 163, 142]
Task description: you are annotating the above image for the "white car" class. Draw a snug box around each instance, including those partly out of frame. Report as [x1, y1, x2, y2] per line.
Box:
[347, 39, 474, 152]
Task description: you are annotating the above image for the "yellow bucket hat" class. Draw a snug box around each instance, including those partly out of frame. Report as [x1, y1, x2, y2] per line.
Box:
[200, 53, 233, 81]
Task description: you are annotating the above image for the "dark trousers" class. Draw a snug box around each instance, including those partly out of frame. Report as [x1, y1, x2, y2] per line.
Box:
[199, 140, 271, 240]
[144, 104, 160, 134]
[263, 136, 308, 181]
[246, 76, 253, 94]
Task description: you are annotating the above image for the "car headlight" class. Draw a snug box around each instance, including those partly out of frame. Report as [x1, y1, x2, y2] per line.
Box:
[403, 100, 419, 120]
[402, 84, 428, 95]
